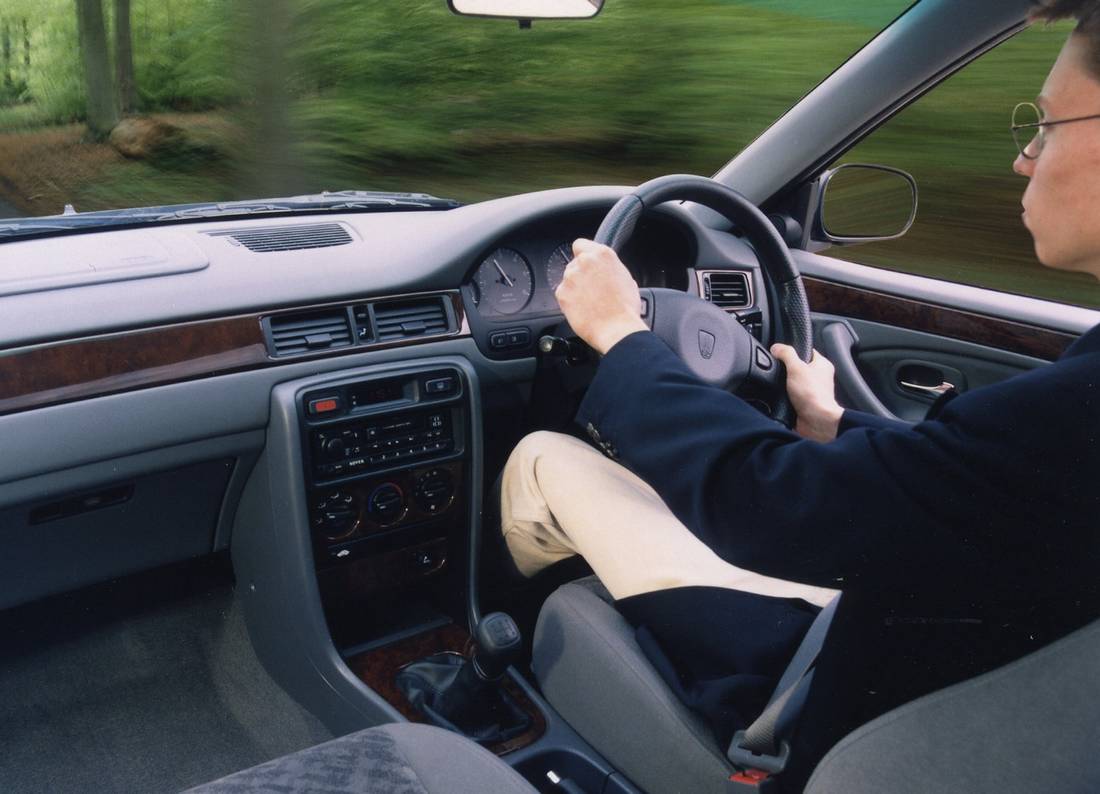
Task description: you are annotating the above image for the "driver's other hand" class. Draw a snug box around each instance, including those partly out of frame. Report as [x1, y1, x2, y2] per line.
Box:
[770, 345, 844, 442]
[555, 238, 649, 356]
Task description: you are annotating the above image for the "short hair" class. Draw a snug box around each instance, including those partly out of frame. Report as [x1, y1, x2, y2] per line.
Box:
[1031, 0, 1100, 79]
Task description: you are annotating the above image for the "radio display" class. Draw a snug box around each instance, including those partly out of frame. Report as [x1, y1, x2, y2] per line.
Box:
[349, 379, 404, 408]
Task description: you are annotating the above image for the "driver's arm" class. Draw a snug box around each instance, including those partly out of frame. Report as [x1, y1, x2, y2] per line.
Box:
[573, 329, 1033, 593]
[557, 240, 1061, 594]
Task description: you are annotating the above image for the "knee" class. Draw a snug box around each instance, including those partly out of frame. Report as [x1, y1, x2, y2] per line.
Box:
[500, 431, 583, 528]
[504, 430, 576, 477]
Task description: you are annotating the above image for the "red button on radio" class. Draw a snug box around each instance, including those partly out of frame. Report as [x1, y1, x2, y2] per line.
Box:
[308, 397, 342, 415]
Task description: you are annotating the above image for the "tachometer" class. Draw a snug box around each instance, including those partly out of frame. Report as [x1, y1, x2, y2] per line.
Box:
[546, 242, 573, 292]
[473, 248, 533, 315]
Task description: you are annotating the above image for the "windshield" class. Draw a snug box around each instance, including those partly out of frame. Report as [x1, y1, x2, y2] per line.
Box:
[0, 0, 910, 220]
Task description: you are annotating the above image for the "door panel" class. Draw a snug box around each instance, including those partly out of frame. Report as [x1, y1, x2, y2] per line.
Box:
[791, 252, 1098, 422]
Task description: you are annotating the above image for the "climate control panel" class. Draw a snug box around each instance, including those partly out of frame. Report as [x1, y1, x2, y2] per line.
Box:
[308, 461, 463, 565]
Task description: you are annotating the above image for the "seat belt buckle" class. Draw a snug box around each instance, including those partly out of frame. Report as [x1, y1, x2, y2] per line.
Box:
[727, 729, 791, 775]
[727, 767, 779, 792]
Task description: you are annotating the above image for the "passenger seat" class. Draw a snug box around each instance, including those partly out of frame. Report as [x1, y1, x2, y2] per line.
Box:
[185, 722, 536, 794]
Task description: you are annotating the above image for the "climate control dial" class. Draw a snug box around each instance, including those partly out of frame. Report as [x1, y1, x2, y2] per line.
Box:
[367, 482, 407, 526]
[312, 490, 361, 541]
[414, 468, 455, 514]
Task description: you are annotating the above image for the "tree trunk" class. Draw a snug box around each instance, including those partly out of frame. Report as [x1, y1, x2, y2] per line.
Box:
[241, 0, 298, 196]
[75, 0, 119, 138]
[22, 19, 29, 71]
[114, 0, 137, 114]
[3, 21, 12, 91]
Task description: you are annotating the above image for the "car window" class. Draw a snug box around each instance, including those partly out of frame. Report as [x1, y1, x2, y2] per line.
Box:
[822, 20, 1100, 310]
[0, 0, 910, 220]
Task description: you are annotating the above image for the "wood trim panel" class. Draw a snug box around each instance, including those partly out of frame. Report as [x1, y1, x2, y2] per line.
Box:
[803, 277, 1076, 360]
[0, 316, 268, 415]
[0, 291, 468, 416]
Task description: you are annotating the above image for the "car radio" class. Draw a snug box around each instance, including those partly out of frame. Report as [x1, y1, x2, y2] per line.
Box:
[309, 407, 452, 483]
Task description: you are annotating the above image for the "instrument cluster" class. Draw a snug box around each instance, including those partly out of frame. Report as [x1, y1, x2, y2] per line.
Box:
[467, 211, 693, 319]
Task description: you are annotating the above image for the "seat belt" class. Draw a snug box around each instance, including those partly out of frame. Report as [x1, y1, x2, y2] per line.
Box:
[726, 593, 842, 778]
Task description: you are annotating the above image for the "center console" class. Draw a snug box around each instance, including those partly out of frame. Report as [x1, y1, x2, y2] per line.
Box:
[296, 366, 471, 642]
[236, 354, 637, 793]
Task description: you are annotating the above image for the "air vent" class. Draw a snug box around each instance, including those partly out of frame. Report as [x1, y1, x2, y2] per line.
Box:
[373, 298, 451, 341]
[268, 310, 353, 356]
[703, 271, 751, 310]
[211, 223, 353, 253]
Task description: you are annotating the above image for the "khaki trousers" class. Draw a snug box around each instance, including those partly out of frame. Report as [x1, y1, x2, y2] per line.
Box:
[500, 431, 837, 608]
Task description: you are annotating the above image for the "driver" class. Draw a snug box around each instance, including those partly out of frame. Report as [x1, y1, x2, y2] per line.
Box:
[498, 0, 1100, 788]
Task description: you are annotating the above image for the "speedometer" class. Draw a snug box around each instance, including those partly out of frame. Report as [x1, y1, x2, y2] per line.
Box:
[546, 242, 573, 291]
[473, 248, 533, 315]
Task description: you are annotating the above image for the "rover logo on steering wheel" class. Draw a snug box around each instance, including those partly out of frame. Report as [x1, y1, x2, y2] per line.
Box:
[699, 330, 716, 360]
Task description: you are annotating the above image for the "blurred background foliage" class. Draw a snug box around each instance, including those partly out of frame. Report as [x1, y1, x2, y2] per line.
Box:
[0, 0, 1096, 307]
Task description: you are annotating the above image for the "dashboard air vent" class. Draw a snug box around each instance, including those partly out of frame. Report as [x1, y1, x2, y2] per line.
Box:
[373, 297, 451, 341]
[211, 223, 353, 253]
[703, 271, 751, 310]
[268, 310, 353, 356]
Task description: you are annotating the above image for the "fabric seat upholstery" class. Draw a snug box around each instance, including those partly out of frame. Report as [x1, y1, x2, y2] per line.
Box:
[805, 616, 1100, 793]
[532, 576, 734, 794]
[535, 576, 1100, 794]
[185, 722, 536, 794]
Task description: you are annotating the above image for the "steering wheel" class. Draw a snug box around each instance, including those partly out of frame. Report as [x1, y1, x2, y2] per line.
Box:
[594, 174, 813, 425]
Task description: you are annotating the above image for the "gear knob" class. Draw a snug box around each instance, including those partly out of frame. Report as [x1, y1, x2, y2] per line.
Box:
[472, 612, 522, 681]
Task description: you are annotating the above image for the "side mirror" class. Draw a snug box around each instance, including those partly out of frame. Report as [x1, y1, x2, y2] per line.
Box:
[814, 163, 917, 244]
[447, 0, 605, 22]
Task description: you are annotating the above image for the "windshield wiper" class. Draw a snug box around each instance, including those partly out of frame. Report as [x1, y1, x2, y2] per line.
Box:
[0, 189, 461, 240]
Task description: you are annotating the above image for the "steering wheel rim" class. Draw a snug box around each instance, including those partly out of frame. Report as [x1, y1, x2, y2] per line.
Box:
[594, 174, 813, 424]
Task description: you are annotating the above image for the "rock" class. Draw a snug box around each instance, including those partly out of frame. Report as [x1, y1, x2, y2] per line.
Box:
[109, 117, 187, 160]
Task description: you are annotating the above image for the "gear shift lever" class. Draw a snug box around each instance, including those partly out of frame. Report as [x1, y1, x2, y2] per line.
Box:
[396, 613, 532, 744]
[471, 612, 522, 680]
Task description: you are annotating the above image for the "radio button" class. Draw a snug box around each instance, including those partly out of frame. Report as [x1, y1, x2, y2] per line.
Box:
[322, 437, 347, 459]
[308, 396, 342, 416]
[424, 377, 455, 395]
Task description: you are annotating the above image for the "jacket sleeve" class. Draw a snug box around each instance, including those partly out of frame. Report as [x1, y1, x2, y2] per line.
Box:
[838, 409, 909, 434]
[574, 331, 1052, 593]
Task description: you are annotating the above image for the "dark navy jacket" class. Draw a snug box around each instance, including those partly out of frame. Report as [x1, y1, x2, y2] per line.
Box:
[575, 325, 1100, 787]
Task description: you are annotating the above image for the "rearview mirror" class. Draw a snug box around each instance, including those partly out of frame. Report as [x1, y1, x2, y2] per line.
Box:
[447, 0, 605, 22]
[815, 163, 917, 244]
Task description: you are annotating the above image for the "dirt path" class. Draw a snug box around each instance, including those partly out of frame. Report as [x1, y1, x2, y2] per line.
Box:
[0, 170, 26, 217]
[0, 195, 23, 218]
[0, 124, 127, 217]
[0, 113, 236, 217]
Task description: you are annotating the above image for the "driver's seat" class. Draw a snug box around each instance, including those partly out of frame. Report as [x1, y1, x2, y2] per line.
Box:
[533, 576, 736, 794]
[533, 576, 1100, 794]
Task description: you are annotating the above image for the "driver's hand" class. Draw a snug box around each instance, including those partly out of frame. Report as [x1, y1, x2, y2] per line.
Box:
[771, 345, 844, 442]
[556, 238, 649, 356]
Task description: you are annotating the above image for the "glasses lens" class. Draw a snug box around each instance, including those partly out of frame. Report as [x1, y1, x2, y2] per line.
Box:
[1012, 102, 1042, 158]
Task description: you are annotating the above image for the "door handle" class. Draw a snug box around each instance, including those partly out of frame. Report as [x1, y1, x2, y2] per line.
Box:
[899, 380, 955, 397]
[820, 322, 897, 419]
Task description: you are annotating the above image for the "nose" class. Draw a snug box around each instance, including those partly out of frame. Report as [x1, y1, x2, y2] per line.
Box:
[1013, 150, 1034, 177]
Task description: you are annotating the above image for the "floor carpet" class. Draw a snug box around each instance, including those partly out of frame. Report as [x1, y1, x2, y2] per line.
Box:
[0, 556, 333, 793]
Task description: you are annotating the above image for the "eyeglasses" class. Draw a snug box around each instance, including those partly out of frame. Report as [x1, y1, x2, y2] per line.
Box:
[1012, 101, 1100, 159]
